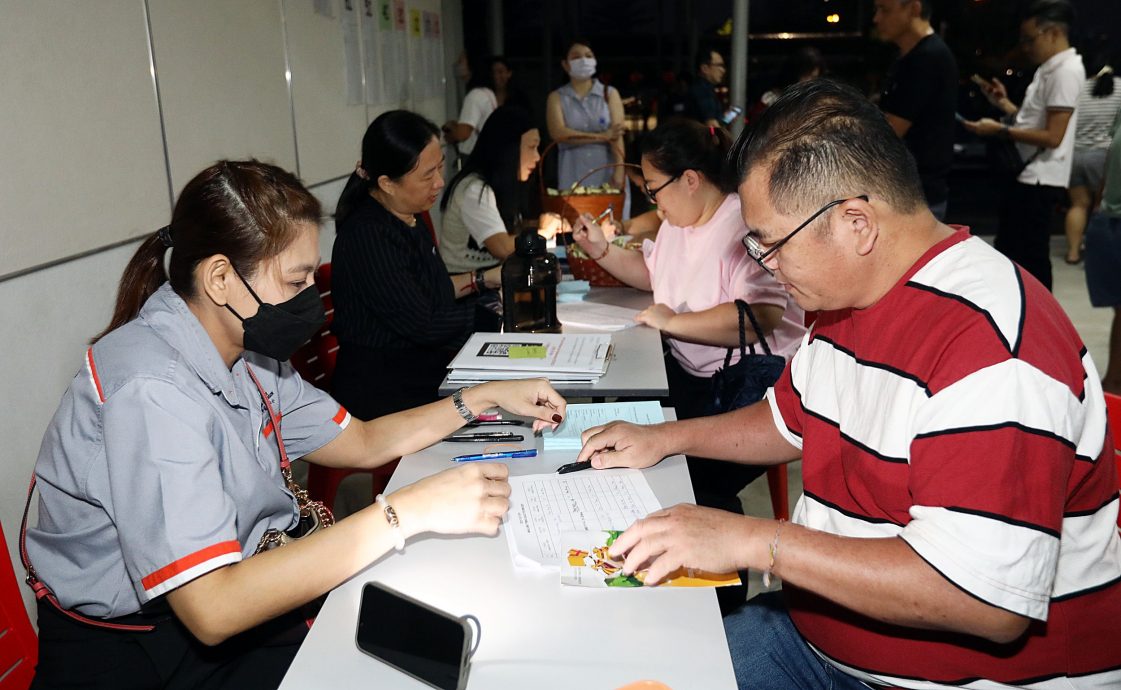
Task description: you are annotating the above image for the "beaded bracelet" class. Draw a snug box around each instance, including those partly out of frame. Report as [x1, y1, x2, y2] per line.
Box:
[588, 242, 610, 261]
[762, 518, 786, 588]
[375, 494, 405, 552]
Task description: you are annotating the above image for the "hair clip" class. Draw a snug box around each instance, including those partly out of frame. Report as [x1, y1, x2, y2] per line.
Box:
[156, 225, 173, 248]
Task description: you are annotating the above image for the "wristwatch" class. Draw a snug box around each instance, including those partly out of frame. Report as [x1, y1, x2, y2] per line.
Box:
[474, 268, 488, 293]
[452, 387, 478, 424]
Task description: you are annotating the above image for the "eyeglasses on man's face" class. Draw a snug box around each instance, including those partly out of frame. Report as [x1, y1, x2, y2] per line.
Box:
[643, 173, 682, 204]
[741, 195, 869, 275]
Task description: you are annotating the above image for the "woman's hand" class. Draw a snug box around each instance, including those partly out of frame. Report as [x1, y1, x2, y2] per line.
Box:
[635, 303, 676, 332]
[391, 463, 511, 537]
[483, 265, 502, 289]
[538, 212, 570, 240]
[467, 379, 567, 432]
[572, 212, 609, 256]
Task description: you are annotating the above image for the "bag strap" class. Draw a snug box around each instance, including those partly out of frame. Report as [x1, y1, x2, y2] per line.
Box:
[244, 363, 333, 528]
[739, 299, 775, 357]
[722, 300, 750, 368]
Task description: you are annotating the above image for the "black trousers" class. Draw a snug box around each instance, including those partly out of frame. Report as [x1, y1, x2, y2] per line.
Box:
[664, 352, 765, 617]
[332, 343, 457, 421]
[994, 181, 1066, 291]
[31, 602, 307, 690]
[664, 352, 766, 515]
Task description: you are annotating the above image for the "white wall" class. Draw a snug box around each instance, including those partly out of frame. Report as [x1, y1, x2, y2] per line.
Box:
[0, 177, 344, 627]
[1, 0, 463, 627]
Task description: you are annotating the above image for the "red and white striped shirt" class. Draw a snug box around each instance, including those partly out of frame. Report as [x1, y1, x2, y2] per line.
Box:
[768, 231, 1121, 688]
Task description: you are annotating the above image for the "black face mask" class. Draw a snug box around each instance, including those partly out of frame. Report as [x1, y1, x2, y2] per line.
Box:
[226, 270, 326, 362]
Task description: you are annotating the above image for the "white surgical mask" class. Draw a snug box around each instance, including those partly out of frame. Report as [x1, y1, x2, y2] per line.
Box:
[567, 57, 597, 79]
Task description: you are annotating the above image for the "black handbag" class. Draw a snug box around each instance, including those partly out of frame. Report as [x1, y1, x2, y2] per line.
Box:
[706, 299, 787, 415]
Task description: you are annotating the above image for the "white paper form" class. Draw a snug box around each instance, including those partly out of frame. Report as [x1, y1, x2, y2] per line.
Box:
[556, 302, 639, 331]
[339, 0, 364, 105]
[503, 469, 662, 570]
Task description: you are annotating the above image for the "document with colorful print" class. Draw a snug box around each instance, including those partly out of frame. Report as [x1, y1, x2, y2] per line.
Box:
[560, 529, 741, 588]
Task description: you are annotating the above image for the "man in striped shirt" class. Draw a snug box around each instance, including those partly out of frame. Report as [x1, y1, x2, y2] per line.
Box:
[577, 79, 1121, 689]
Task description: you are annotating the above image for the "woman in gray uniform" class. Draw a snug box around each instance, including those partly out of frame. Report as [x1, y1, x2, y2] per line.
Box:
[23, 160, 566, 689]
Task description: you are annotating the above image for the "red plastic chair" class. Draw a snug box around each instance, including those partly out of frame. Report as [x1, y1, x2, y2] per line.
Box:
[290, 263, 397, 512]
[1104, 392, 1121, 528]
[1, 525, 36, 690]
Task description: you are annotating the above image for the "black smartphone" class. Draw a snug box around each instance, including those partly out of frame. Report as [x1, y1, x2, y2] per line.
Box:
[355, 582, 473, 690]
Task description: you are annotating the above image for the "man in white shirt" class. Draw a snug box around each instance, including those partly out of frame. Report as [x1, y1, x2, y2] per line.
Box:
[964, 0, 1084, 291]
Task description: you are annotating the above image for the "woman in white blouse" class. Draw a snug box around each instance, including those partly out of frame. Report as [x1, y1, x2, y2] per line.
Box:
[438, 105, 567, 274]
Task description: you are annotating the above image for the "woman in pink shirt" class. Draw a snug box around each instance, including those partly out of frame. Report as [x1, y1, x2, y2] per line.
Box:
[572, 119, 805, 524]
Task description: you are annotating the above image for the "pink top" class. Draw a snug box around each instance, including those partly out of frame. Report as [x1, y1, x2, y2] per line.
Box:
[642, 194, 806, 377]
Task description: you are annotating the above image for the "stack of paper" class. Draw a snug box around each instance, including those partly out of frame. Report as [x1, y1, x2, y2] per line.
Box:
[446, 333, 612, 385]
[556, 302, 639, 331]
[542, 401, 665, 451]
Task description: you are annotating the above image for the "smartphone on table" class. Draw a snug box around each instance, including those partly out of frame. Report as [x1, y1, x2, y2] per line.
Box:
[355, 582, 476, 690]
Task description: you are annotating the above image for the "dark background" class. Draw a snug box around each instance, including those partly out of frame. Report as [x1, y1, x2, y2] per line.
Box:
[461, 0, 1120, 232]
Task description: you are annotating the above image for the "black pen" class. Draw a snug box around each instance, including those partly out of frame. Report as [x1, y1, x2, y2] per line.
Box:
[466, 419, 526, 427]
[442, 433, 524, 443]
[555, 460, 593, 474]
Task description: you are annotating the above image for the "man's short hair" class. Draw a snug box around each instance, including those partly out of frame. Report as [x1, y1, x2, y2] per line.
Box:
[695, 45, 721, 72]
[1025, 0, 1074, 36]
[728, 79, 926, 217]
[902, 0, 933, 21]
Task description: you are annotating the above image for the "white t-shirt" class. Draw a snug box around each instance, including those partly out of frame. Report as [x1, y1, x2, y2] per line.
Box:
[457, 87, 498, 156]
[438, 174, 508, 274]
[1015, 47, 1085, 187]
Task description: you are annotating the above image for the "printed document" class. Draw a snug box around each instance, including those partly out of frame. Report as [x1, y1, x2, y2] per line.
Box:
[503, 469, 661, 570]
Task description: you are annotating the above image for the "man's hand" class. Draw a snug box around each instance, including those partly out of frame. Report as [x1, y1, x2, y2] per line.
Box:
[961, 117, 1005, 137]
[607, 504, 759, 585]
[577, 420, 673, 468]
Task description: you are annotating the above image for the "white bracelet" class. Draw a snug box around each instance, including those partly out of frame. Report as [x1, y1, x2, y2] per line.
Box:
[375, 494, 405, 552]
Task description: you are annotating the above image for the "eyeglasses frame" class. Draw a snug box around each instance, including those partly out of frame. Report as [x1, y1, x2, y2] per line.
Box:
[643, 172, 682, 204]
[742, 195, 870, 274]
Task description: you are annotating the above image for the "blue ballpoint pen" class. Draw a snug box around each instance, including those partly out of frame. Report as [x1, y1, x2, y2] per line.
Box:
[452, 449, 538, 463]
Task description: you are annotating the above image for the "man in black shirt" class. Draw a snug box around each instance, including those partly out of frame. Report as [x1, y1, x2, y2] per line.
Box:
[687, 45, 726, 127]
[875, 0, 958, 220]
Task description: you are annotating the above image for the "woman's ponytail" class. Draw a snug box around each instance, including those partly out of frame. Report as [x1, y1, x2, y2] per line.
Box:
[91, 231, 170, 343]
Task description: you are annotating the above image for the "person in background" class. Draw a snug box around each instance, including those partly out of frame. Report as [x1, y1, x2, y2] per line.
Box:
[1085, 110, 1121, 395]
[578, 79, 1120, 690]
[964, 0, 1084, 291]
[24, 159, 567, 688]
[874, 0, 958, 220]
[546, 39, 625, 191]
[438, 106, 568, 274]
[686, 44, 727, 128]
[331, 111, 502, 421]
[745, 46, 824, 125]
[1063, 56, 1121, 264]
[442, 56, 525, 158]
[571, 119, 805, 525]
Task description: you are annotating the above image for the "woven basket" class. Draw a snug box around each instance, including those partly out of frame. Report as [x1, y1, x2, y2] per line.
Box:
[538, 141, 629, 225]
[561, 236, 641, 287]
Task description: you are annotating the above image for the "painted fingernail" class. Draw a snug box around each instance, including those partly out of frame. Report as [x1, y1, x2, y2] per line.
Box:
[552, 414, 563, 423]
